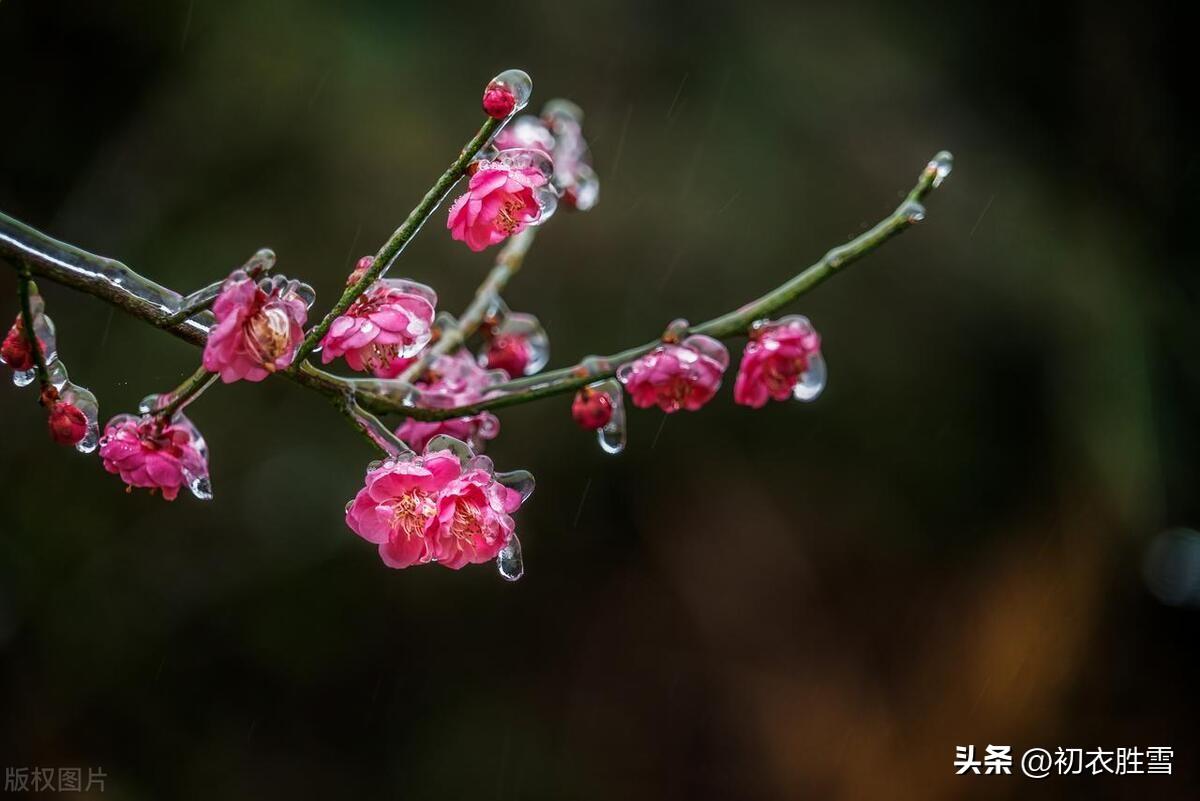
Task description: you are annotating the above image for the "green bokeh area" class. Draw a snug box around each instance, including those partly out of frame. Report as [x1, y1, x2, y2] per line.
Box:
[2, 1, 1197, 799]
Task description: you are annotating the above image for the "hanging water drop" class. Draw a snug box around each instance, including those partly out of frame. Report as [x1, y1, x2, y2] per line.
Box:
[496, 534, 524, 581]
[187, 473, 213, 501]
[793, 352, 827, 402]
[597, 380, 626, 455]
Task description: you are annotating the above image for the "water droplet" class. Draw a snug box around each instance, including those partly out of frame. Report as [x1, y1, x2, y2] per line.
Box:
[243, 247, 276, 277]
[11, 367, 36, 388]
[496, 534, 524, 581]
[595, 379, 626, 455]
[487, 69, 532, 115]
[928, 150, 954, 188]
[793, 352, 826, 402]
[187, 473, 213, 501]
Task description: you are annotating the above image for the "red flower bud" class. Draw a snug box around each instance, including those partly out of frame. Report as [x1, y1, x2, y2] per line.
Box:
[484, 334, 530, 378]
[572, 387, 613, 430]
[48, 401, 88, 446]
[1, 319, 38, 372]
[482, 84, 517, 119]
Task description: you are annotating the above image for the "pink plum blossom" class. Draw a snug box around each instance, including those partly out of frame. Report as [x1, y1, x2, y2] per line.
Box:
[319, 279, 437, 376]
[733, 316, 824, 408]
[447, 162, 546, 252]
[616, 334, 729, 413]
[345, 443, 525, 571]
[344, 449, 461, 568]
[430, 468, 522, 569]
[98, 413, 209, 501]
[203, 270, 311, 383]
[395, 351, 500, 452]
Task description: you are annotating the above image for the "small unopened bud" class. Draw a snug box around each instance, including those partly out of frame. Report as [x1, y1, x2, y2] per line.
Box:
[572, 386, 613, 430]
[47, 401, 88, 446]
[482, 84, 517, 119]
[1, 319, 37, 371]
[484, 334, 530, 378]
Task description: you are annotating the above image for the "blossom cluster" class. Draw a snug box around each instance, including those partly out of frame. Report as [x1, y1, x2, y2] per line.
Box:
[345, 442, 528, 571]
[3, 70, 836, 583]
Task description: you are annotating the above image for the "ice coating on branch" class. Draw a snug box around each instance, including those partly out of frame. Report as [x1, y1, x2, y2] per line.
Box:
[203, 269, 313, 383]
[395, 350, 502, 452]
[319, 277, 437, 376]
[482, 69, 532, 119]
[345, 437, 531, 575]
[734, 316, 826, 407]
[617, 334, 729, 413]
[98, 412, 211, 501]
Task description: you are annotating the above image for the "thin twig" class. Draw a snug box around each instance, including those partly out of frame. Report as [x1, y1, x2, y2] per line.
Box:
[293, 116, 504, 365]
[155, 365, 216, 421]
[396, 227, 538, 385]
[163, 249, 275, 326]
[15, 265, 50, 388]
[411, 150, 954, 420]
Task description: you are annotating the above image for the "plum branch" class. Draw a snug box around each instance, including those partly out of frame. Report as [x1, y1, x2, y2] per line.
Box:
[403, 150, 953, 421]
[1, 151, 951, 428]
[293, 116, 504, 364]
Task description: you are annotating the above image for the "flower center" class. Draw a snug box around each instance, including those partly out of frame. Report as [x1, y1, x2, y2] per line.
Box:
[245, 306, 292, 366]
[362, 341, 401, 370]
[450, 499, 484, 549]
[494, 196, 527, 234]
[390, 489, 437, 541]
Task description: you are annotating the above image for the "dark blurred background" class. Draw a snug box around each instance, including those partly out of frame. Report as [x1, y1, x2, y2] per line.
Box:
[2, 1, 1197, 799]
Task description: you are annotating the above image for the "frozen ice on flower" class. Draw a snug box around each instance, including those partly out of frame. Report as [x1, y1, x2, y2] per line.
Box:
[319, 276, 437, 377]
[2, 291, 58, 387]
[733, 315, 825, 407]
[41, 361, 100, 453]
[479, 310, 549, 378]
[482, 69, 532, 119]
[492, 115, 557, 154]
[617, 334, 729, 413]
[572, 377, 626, 454]
[447, 159, 549, 252]
[98, 411, 211, 501]
[394, 350, 503, 452]
[203, 268, 314, 383]
[345, 436, 532, 574]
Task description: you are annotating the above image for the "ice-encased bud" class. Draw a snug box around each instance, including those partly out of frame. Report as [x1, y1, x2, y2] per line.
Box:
[483, 69, 532, 119]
